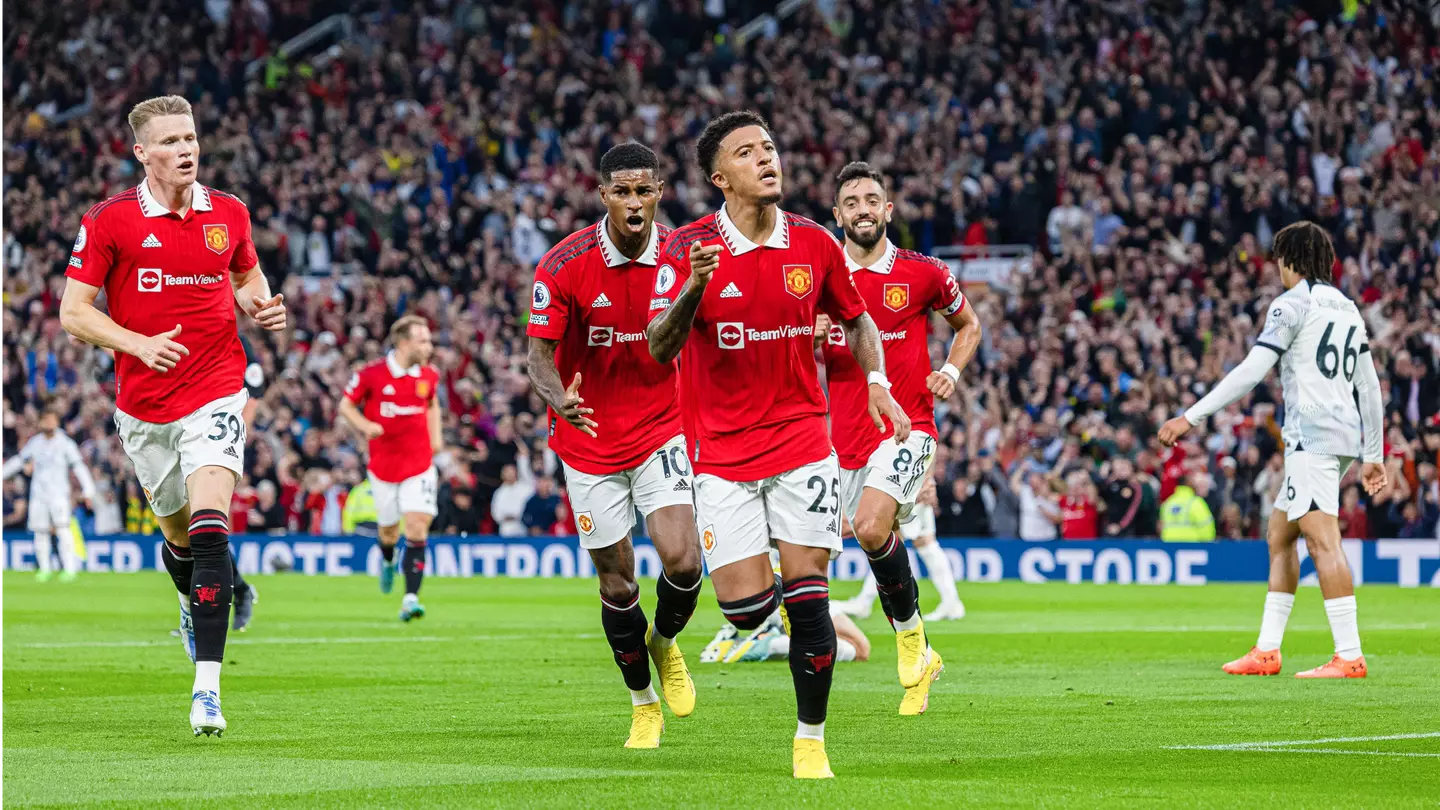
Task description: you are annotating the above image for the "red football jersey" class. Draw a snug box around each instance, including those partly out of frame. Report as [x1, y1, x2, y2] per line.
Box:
[1060, 495, 1100, 540]
[66, 181, 258, 422]
[651, 206, 867, 480]
[344, 355, 440, 482]
[526, 219, 681, 475]
[822, 241, 966, 469]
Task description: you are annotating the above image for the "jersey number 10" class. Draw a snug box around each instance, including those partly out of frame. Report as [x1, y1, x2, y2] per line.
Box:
[1315, 322, 1358, 382]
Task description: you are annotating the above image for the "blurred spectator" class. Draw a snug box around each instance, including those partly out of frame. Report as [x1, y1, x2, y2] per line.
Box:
[523, 476, 561, 536]
[491, 459, 535, 538]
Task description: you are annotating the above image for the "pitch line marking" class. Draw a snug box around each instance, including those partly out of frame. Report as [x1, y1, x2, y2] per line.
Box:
[1170, 731, 1440, 752]
[12, 632, 603, 650]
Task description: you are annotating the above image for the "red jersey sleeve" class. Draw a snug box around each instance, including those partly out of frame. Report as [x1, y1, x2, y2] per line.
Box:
[230, 209, 259, 274]
[526, 261, 570, 341]
[931, 261, 967, 316]
[649, 231, 692, 314]
[343, 366, 370, 406]
[818, 233, 866, 322]
[65, 212, 115, 287]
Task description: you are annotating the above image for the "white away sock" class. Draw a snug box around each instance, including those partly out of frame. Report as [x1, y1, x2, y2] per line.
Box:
[630, 686, 659, 706]
[32, 531, 53, 573]
[855, 571, 878, 604]
[1324, 596, 1362, 659]
[916, 543, 960, 607]
[836, 639, 857, 662]
[1256, 591, 1295, 651]
[796, 721, 825, 741]
[193, 661, 221, 696]
[55, 526, 80, 574]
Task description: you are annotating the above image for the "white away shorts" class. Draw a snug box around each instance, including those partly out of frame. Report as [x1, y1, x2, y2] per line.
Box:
[27, 494, 73, 532]
[115, 389, 248, 518]
[695, 452, 844, 572]
[838, 431, 937, 524]
[370, 466, 439, 526]
[1274, 451, 1353, 521]
[564, 434, 694, 550]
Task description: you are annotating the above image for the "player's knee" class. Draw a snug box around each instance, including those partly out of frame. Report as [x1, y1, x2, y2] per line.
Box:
[402, 516, 430, 543]
[597, 574, 638, 607]
[720, 584, 779, 631]
[851, 513, 891, 550]
[660, 543, 701, 588]
[377, 524, 402, 546]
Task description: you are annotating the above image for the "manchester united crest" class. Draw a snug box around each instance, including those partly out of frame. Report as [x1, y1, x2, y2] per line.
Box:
[416, 379, 432, 399]
[577, 512, 595, 535]
[203, 224, 229, 254]
[701, 525, 716, 555]
[883, 283, 909, 311]
[783, 264, 813, 299]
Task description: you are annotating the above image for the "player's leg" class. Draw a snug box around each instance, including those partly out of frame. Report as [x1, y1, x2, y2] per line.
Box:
[396, 467, 439, 622]
[830, 609, 869, 662]
[29, 515, 55, 580]
[569, 462, 663, 747]
[175, 390, 248, 735]
[914, 510, 965, 620]
[230, 553, 257, 632]
[635, 436, 703, 716]
[53, 500, 83, 581]
[371, 474, 403, 595]
[832, 472, 878, 618]
[765, 453, 849, 779]
[1295, 457, 1365, 678]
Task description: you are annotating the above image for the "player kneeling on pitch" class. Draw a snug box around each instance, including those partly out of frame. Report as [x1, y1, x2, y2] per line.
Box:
[527, 143, 703, 749]
[1160, 221, 1385, 679]
[59, 95, 286, 736]
[339, 315, 443, 623]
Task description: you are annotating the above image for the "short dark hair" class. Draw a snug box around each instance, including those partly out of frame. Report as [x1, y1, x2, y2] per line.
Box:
[835, 161, 887, 201]
[598, 142, 659, 183]
[1272, 221, 1336, 286]
[696, 110, 771, 175]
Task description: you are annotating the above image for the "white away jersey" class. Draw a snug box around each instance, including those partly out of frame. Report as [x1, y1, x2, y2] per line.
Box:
[2, 431, 97, 504]
[1256, 280, 1368, 458]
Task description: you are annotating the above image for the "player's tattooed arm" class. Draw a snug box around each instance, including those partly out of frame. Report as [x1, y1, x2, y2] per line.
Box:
[649, 243, 720, 364]
[839, 311, 912, 442]
[527, 337, 597, 437]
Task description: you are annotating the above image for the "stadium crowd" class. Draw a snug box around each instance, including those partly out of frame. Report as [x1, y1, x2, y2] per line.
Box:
[4, 0, 1439, 542]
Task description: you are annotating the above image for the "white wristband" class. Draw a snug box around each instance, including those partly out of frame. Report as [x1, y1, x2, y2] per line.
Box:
[867, 372, 892, 390]
[939, 363, 960, 384]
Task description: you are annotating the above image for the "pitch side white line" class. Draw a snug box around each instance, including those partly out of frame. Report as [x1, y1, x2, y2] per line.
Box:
[12, 632, 603, 650]
[1170, 731, 1440, 751]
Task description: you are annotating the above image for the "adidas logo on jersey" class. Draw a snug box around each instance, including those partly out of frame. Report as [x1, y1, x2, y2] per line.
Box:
[141, 234, 162, 248]
[826, 519, 838, 533]
[886, 473, 903, 486]
[223, 445, 239, 458]
[719, 282, 742, 299]
[673, 479, 691, 492]
[382, 384, 396, 395]
[591, 293, 613, 308]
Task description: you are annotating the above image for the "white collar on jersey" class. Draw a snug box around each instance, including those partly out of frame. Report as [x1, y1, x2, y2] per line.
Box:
[385, 352, 422, 378]
[844, 238, 898, 275]
[137, 180, 213, 218]
[715, 202, 790, 256]
[595, 216, 660, 268]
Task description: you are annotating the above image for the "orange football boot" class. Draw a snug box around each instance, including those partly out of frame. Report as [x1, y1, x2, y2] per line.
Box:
[1222, 647, 1282, 675]
[1295, 655, 1367, 679]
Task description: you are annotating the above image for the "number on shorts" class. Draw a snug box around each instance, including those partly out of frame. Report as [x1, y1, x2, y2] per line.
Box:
[656, 445, 690, 478]
[1285, 476, 1296, 501]
[806, 475, 841, 514]
[893, 447, 913, 474]
[206, 411, 243, 444]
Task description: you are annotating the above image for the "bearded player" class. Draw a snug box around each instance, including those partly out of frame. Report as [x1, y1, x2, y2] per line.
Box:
[339, 315, 442, 623]
[1160, 221, 1386, 678]
[821, 162, 982, 714]
[527, 143, 702, 749]
[60, 95, 287, 736]
[649, 111, 909, 779]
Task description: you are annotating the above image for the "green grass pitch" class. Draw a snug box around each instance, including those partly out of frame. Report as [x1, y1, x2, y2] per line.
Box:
[4, 572, 1438, 808]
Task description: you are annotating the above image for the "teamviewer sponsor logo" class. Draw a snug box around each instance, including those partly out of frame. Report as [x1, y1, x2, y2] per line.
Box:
[588, 326, 614, 347]
[138, 268, 162, 292]
[717, 322, 745, 349]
